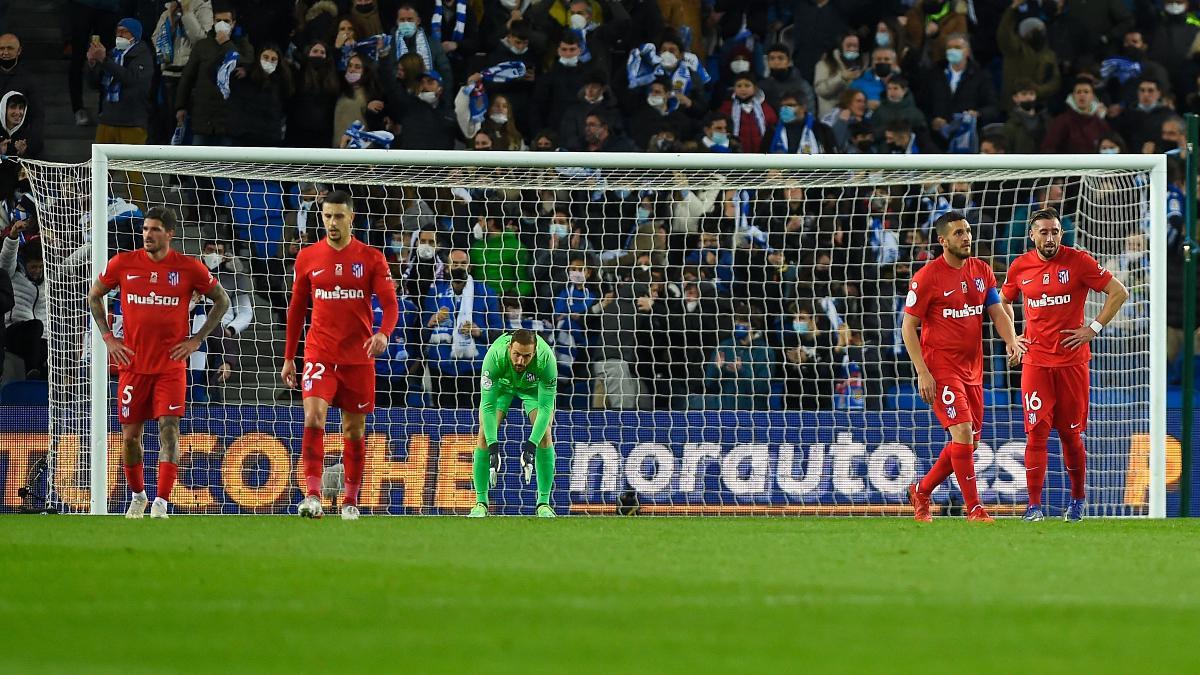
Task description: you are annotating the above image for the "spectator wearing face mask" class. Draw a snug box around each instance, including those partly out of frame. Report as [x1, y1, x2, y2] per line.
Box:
[479, 0, 536, 54]
[531, 32, 592, 134]
[392, 4, 453, 87]
[629, 78, 693, 150]
[757, 43, 815, 114]
[470, 207, 534, 297]
[532, 210, 597, 309]
[551, 257, 595, 368]
[925, 33, 998, 135]
[175, 4, 253, 146]
[151, 1, 214, 143]
[481, 19, 540, 136]
[334, 53, 388, 147]
[1150, 1, 1200, 96]
[0, 34, 41, 139]
[559, 70, 622, 149]
[1112, 77, 1173, 152]
[904, 0, 968, 66]
[814, 32, 862, 119]
[997, 6, 1060, 103]
[402, 225, 445, 301]
[285, 41, 340, 148]
[766, 92, 836, 155]
[422, 248, 502, 408]
[1002, 80, 1050, 153]
[227, 44, 293, 147]
[572, 110, 635, 153]
[416, 0, 482, 83]
[851, 46, 898, 110]
[526, 0, 629, 78]
[697, 322, 773, 411]
[653, 35, 709, 118]
[386, 70, 458, 150]
[87, 18, 154, 148]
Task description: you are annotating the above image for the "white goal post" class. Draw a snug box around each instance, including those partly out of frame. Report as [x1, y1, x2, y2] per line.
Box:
[23, 146, 1167, 517]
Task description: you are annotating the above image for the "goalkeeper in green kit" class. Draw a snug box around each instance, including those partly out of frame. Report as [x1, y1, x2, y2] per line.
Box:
[469, 329, 558, 518]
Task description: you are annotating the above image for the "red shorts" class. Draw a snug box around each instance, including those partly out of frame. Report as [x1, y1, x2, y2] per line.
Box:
[930, 375, 983, 441]
[301, 360, 376, 413]
[1021, 363, 1089, 434]
[117, 369, 186, 425]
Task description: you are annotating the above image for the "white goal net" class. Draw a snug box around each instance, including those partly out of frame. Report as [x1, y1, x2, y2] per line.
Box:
[24, 148, 1167, 516]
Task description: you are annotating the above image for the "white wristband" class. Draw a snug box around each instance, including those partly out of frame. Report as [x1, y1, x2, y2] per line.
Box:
[1089, 320, 1104, 334]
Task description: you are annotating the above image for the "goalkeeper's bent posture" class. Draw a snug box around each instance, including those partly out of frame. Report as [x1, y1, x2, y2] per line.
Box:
[470, 329, 558, 517]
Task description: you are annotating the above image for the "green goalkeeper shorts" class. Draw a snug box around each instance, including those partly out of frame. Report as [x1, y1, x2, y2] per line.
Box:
[494, 390, 539, 416]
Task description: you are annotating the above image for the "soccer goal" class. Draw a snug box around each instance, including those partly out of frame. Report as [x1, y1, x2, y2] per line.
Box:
[23, 147, 1167, 517]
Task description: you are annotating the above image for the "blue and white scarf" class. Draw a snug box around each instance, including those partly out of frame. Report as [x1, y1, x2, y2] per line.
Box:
[344, 34, 392, 67]
[102, 45, 131, 103]
[481, 61, 526, 83]
[572, 22, 597, 63]
[344, 120, 395, 149]
[730, 94, 766, 138]
[1100, 57, 1142, 84]
[155, 15, 175, 64]
[431, 1, 466, 43]
[942, 112, 977, 154]
[673, 52, 710, 95]
[394, 26, 433, 72]
[733, 189, 769, 248]
[768, 113, 821, 154]
[626, 43, 659, 88]
[868, 216, 899, 264]
[464, 79, 488, 124]
[216, 49, 239, 100]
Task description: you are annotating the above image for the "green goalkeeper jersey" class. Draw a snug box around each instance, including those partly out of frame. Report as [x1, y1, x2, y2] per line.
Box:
[479, 333, 558, 446]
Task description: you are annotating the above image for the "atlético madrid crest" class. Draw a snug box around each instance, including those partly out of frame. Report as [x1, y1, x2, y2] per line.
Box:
[1029, 412, 1037, 425]
[168, 271, 179, 286]
[1058, 269, 1070, 284]
[947, 405, 958, 419]
[352, 263, 364, 278]
[974, 278, 984, 292]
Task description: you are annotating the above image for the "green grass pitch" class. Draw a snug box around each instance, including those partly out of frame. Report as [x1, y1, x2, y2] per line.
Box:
[1, 516, 1196, 673]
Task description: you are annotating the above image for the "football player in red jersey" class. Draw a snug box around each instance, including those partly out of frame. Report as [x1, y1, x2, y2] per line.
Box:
[1001, 207, 1128, 522]
[281, 190, 398, 520]
[87, 207, 230, 519]
[903, 211, 1027, 522]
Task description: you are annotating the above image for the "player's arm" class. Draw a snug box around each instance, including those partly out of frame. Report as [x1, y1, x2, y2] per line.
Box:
[87, 278, 133, 366]
[900, 313, 936, 405]
[170, 283, 231, 360]
[528, 353, 558, 445]
[366, 255, 399, 357]
[478, 342, 504, 447]
[985, 286, 1027, 365]
[1061, 276, 1130, 349]
[281, 265, 312, 387]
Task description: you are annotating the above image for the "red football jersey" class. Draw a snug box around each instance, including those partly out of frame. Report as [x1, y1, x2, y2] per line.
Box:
[904, 256, 998, 385]
[98, 249, 217, 374]
[1001, 246, 1113, 367]
[285, 238, 397, 365]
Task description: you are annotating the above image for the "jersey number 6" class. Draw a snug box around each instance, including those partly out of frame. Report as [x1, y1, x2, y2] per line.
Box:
[940, 386, 955, 405]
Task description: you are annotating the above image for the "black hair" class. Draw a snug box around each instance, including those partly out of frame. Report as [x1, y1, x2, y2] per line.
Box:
[144, 206, 178, 231]
[323, 189, 355, 211]
[932, 210, 967, 238]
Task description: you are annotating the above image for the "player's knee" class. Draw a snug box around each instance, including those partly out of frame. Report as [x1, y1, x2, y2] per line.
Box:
[1058, 429, 1085, 449]
[1027, 423, 1051, 445]
[948, 422, 973, 444]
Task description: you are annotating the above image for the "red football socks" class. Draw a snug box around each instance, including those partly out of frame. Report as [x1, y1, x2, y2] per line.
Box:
[1061, 433, 1087, 500]
[157, 461, 178, 502]
[343, 437, 365, 507]
[948, 441, 981, 511]
[1025, 427, 1050, 507]
[302, 426, 325, 497]
[918, 442, 955, 495]
[124, 462, 145, 494]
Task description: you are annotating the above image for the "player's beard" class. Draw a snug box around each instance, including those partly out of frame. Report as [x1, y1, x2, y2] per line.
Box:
[1038, 241, 1059, 259]
[948, 241, 971, 261]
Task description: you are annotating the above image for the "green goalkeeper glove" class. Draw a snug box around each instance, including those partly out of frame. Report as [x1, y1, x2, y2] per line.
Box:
[521, 441, 536, 484]
[488, 442, 501, 489]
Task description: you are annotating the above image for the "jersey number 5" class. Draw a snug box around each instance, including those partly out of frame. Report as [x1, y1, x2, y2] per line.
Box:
[121, 385, 133, 404]
[303, 362, 326, 381]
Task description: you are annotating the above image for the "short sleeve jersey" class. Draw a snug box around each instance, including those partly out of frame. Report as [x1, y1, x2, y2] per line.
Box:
[291, 238, 394, 365]
[903, 256, 997, 385]
[98, 249, 217, 374]
[1001, 246, 1113, 367]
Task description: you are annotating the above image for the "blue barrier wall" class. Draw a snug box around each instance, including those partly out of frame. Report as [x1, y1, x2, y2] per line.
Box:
[3, 405, 1194, 515]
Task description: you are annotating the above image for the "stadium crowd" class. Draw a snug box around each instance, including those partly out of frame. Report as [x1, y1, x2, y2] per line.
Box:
[0, 0, 1198, 409]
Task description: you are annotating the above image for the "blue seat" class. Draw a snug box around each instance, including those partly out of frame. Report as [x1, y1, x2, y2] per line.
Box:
[887, 384, 922, 410]
[0, 379, 49, 405]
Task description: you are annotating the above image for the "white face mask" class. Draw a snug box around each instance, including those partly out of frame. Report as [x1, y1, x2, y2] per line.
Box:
[114, 36, 132, 51]
[685, 299, 699, 312]
[660, 51, 678, 69]
[1166, 3, 1188, 15]
[647, 94, 665, 107]
[418, 90, 438, 103]
[730, 59, 750, 74]
[568, 270, 586, 284]
[260, 59, 277, 74]
[568, 13, 587, 30]
[489, 112, 508, 124]
[345, 71, 362, 84]
[559, 55, 579, 67]
[203, 252, 223, 270]
[416, 243, 436, 259]
[501, 0, 519, 7]
[214, 20, 232, 35]
[1099, 146, 1120, 154]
